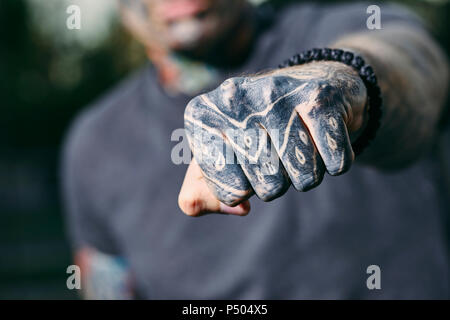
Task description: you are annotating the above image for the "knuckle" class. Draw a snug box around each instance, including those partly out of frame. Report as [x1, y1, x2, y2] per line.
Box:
[317, 82, 339, 96]
[325, 146, 354, 176]
[222, 196, 243, 207]
[215, 188, 251, 207]
[326, 159, 352, 176]
[186, 95, 201, 109]
[218, 77, 239, 94]
[178, 195, 203, 217]
[184, 96, 202, 118]
[257, 180, 290, 202]
[295, 173, 323, 192]
[218, 77, 243, 102]
[221, 77, 239, 87]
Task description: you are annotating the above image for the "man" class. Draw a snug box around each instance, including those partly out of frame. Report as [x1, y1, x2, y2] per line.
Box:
[62, 0, 449, 299]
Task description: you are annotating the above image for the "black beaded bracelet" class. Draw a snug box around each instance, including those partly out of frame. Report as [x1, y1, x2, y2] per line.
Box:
[278, 48, 383, 156]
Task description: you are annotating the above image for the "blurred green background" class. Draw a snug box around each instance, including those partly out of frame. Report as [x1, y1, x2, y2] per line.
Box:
[0, 0, 449, 299]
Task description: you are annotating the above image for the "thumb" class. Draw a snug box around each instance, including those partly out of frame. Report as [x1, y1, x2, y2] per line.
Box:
[178, 159, 251, 217]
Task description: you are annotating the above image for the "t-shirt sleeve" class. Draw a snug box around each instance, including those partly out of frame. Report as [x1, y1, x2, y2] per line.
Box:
[60, 108, 117, 254]
[277, 2, 425, 51]
[326, 2, 423, 45]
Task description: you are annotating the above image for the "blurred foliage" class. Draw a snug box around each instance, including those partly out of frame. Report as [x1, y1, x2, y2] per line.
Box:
[0, 0, 448, 299]
[0, 0, 146, 150]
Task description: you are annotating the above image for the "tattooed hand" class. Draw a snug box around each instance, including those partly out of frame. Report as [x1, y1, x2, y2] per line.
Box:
[179, 61, 368, 216]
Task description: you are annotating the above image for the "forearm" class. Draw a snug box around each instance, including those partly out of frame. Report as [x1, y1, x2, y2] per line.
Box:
[333, 23, 449, 168]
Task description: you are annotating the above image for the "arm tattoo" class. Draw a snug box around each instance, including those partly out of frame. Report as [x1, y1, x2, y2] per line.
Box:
[333, 23, 449, 169]
[185, 62, 367, 204]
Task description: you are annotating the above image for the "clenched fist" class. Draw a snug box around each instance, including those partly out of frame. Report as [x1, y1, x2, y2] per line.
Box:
[179, 61, 368, 216]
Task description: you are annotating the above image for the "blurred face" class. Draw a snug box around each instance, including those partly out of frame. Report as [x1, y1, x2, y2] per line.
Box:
[122, 0, 246, 52]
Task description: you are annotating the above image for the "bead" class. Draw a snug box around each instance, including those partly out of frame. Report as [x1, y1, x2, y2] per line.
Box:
[321, 48, 332, 60]
[365, 74, 378, 85]
[368, 85, 381, 96]
[312, 48, 322, 60]
[351, 56, 365, 69]
[331, 49, 343, 60]
[304, 50, 313, 62]
[360, 65, 374, 77]
[370, 95, 382, 106]
[297, 54, 306, 64]
[299, 52, 307, 62]
[341, 51, 354, 65]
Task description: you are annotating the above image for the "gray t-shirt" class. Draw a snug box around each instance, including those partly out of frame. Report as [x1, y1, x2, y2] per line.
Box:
[61, 2, 449, 299]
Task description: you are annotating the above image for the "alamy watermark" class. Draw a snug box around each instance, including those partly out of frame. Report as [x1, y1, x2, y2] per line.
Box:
[171, 127, 283, 176]
[367, 5, 382, 30]
[66, 264, 81, 290]
[66, 5, 81, 30]
[366, 264, 381, 290]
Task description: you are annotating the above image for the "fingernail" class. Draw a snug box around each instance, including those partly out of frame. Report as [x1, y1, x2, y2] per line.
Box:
[219, 202, 250, 216]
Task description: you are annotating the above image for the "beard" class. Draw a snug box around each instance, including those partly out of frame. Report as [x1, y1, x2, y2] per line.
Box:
[166, 18, 206, 50]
